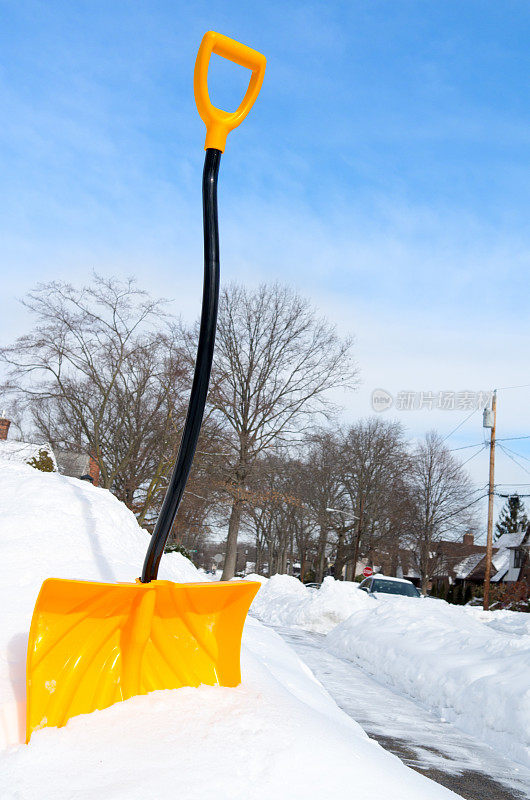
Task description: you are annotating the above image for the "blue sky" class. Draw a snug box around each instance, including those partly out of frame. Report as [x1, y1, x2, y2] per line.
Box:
[2, 1, 530, 528]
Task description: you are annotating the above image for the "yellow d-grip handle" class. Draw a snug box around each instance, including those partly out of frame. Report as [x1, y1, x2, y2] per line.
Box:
[194, 31, 266, 152]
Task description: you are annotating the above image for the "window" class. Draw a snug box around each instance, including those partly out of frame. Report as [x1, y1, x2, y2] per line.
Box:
[371, 579, 421, 597]
[513, 549, 523, 569]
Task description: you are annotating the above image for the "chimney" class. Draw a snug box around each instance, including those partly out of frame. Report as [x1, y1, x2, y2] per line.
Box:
[0, 417, 11, 441]
[89, 454, 100, 487]
[463, 533, 474, 547]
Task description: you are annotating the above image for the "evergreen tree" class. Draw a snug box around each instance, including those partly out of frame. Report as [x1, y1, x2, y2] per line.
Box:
[164, 541, 191, 560]
[495, 494, 529, 541]
[26, 447, 55, 473]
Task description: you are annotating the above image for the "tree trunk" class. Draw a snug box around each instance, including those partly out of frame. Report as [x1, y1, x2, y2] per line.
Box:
[255, 540, 262, 574]
[419, 536, 430, 594]
[300, 554, 307, 583]
[316, 527, 328, 583]
[351, 530, 361, 580]
[221, 497, 243, 580]
[333, 527, 345, 579]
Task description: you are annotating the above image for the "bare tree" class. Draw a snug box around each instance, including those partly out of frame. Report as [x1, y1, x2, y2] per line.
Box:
[240, 452, 312, 576]
[339, 417, 408, 578]
[406, 431, 478, 592]
[302, 431, 346, 582]
[205, 283, 357, 580]
[0, 275, 209, 526]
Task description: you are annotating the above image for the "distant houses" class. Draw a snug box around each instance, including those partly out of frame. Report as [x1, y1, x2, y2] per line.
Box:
[490, 530, 530, 584]
[364, 528, 529, 592]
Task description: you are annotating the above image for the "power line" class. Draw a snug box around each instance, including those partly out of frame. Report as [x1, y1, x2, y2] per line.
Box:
[436, 492, 490, 524]
[496, 492, 530, 498]
[498, 443, 530, 463]
[459, 445, 487, 468]
[497, 444, 530, 477]
[450, 434, 530, 452]
[442, 408, 480, 443]
[495, 482, 530, 486]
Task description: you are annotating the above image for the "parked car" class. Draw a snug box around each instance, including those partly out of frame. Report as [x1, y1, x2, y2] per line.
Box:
[305, 582, 322, 590]
[359, 574, 421, 598]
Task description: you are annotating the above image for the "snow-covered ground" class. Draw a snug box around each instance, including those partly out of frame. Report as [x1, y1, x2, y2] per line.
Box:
[0, 462, 460, 799]
[248, 573, 530, 770]
[248, 572, 372, 632]
[327, 595, 530, 769]
[280, 627, 530, 799]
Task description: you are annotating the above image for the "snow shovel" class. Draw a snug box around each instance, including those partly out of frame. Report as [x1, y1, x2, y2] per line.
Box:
[25, 31, 266, 742]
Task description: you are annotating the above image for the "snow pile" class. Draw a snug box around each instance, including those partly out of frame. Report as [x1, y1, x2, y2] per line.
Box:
[0, 618, 456, 800]
[464, 605, 530, 637]
[0, 461, 202, 752]
[249, 574, 371, 633]
[243, 572, 269, 584]
[0, 440, 57, 470]
[326, 596, 530, 768]
[0, 462, 459, 799]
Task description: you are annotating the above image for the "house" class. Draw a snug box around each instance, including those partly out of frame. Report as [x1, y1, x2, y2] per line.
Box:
[0, 415, 99, 485]
[490, 528, 530, 584]
[54, 448, 100, 485]
[369, 532, 489, 589]
[446, 528, 529, 587]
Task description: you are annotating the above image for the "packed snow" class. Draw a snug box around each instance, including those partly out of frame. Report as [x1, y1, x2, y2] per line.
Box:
[0, 462, 460, 799]
[249, 574, 530, 769]
[327, 597, 530, 768]
[249, 573, 372, 632]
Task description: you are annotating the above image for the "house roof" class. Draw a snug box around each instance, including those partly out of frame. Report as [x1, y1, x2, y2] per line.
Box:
[54, 449, 91, 477]
[491, 527, 529, 582]
[454, 552, 485, 579]
[494, 532, 526, 549]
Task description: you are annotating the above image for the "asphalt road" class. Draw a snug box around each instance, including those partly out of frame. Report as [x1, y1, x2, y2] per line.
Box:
[275, 626, 530, 800]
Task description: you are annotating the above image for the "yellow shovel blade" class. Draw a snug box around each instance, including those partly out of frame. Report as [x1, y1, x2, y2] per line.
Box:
[26, 578, 259, 742]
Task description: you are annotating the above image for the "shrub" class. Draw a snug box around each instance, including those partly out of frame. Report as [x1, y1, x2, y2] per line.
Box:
[26, 448, 55, 473]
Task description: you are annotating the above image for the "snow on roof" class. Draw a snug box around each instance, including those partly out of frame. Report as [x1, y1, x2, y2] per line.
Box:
[492, 548, 510, 573]
[0, 439, 57, 469]
[491, 536, 524, 582]
[491, 566, 508, 583]
[494, 532, 525, 549]
[453, 552, 484, 579]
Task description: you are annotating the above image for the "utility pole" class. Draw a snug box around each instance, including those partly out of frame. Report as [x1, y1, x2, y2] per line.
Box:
[483, 390, 497, 610]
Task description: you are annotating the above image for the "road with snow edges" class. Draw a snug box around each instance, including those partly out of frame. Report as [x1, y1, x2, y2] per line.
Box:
[275, 626, 530, 800]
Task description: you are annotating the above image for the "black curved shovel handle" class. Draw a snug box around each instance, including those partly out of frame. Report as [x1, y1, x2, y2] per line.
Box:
[141, 149, 221, 583]
[141, 33, 265, 583]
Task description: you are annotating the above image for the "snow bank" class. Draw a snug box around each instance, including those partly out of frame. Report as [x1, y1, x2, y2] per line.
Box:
[0, 619, 457, 800]
[0, 461, 202, 751]
[243, 572, 269, 584]
[326, 596, 530, 768]
[249, 574, 371, 633]
[250, 573, 530, 767]
[0, 463, 459, 799]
